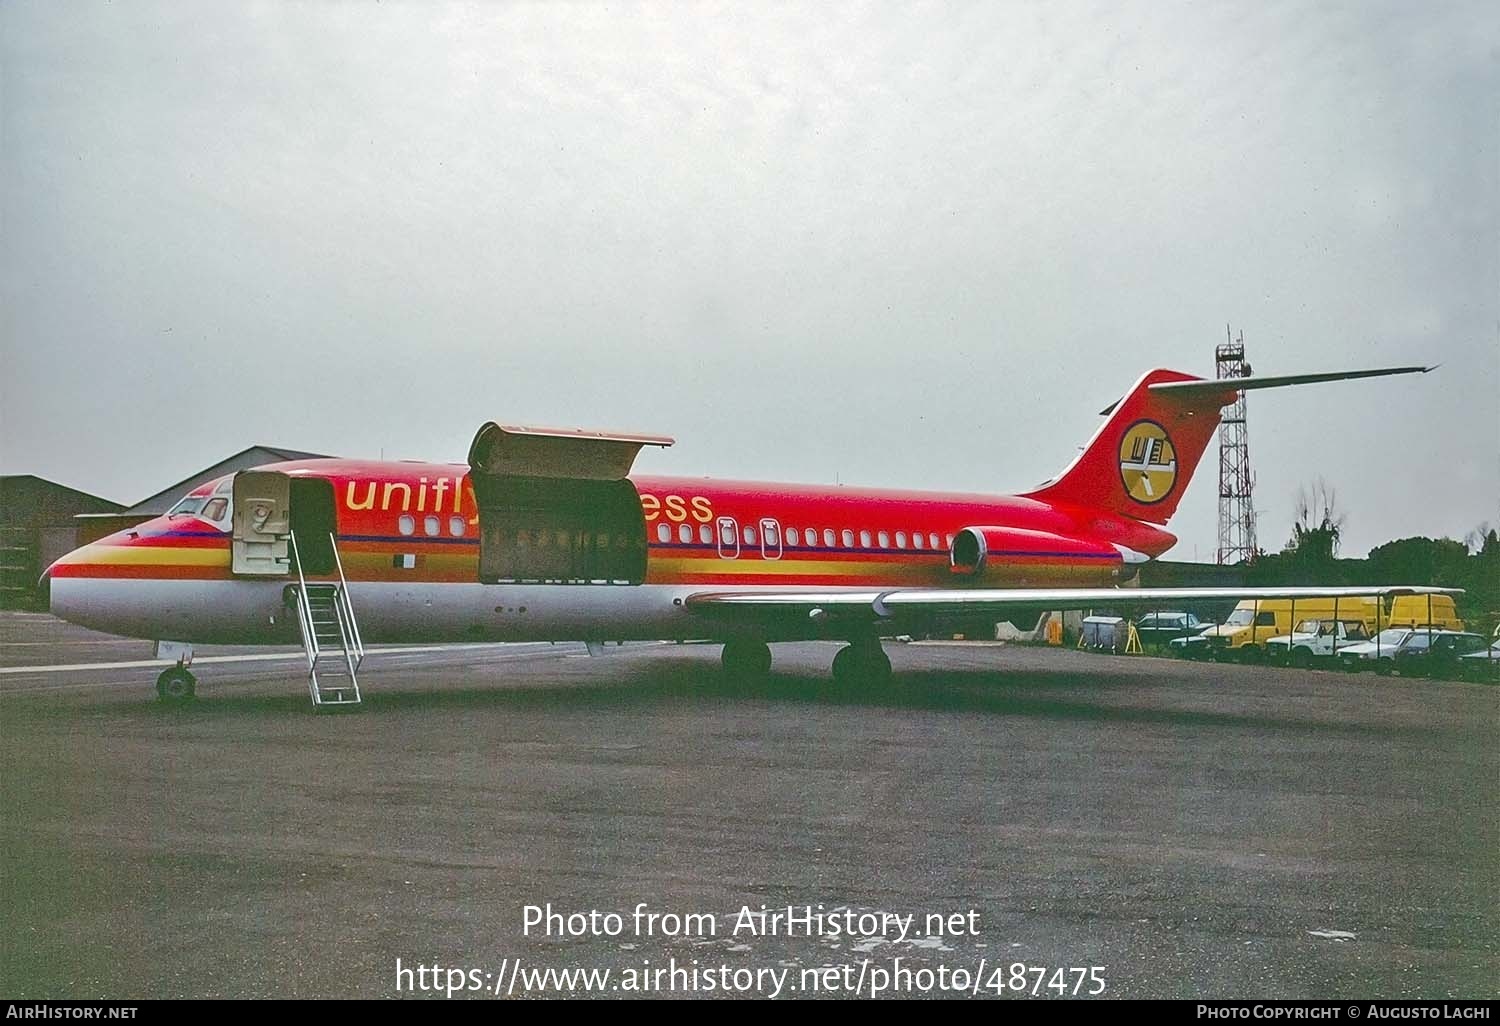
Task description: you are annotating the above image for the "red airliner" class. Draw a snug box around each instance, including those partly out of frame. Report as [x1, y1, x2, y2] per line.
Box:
[43, 364, 1454, 706]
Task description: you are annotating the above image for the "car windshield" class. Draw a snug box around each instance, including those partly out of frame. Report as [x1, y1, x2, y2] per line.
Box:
[1372, 629, 1410, 646]
[1225, 609, 1254, 627]
[1294, 620, 1322, 634]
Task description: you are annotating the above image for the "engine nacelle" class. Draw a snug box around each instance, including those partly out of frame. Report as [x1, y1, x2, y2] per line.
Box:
[949, 526, 1142, 577]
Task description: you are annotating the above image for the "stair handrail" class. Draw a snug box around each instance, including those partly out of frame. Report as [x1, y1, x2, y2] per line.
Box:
[329, 531, 364, 667]
[288, 529, 319, 668]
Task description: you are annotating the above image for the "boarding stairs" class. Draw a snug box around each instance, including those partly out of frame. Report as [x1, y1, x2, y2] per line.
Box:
[289, 531, 365, 708]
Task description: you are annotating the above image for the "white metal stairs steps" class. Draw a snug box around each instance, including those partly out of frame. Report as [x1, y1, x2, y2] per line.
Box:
[289, 531, 365, 709]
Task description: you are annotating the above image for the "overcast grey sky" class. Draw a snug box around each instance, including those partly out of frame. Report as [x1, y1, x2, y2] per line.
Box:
[2, 0, 1496, 558]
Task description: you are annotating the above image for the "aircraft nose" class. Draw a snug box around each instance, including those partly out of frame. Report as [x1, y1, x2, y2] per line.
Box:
[37, 563, 52, 612]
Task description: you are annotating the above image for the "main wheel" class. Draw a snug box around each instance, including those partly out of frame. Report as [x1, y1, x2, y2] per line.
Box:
[830, 643, 892, 685]
[156, 666, 197, 703]
[721, 639, 771, 679]
[1290, 647, 1314, 669]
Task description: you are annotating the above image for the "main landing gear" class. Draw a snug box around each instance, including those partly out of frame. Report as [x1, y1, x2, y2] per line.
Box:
[831, 641, 892, 685]
[156, 666, 197, 704]
[721, 638, 773, 679]
[719, 638, 894, 685]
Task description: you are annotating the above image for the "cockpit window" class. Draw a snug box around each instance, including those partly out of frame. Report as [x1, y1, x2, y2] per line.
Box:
[201, 497, 229, 522]
[167, 491, 230, 525]
[167, 496, 207, 517]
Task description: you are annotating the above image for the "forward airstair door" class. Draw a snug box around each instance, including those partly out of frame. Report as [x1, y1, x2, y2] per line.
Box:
[231, 471, 292, 576]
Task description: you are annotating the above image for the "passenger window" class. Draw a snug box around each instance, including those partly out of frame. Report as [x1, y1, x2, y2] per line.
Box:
[760, 518, 782, 560]
[823, 529, 835, 547]
[928, 533, 940, 550]
[878, 531, 889, 548]
[945, 533, 954, 547]
[424, 516, 440, 537]
[699, 524, 713, 545]
[787, 528, 799, 546]
[398, 514, 416, 536]
[743, 525, 757, 545]
[657, 523, 671, 543]
[896, 531, 907, 549]
[859, 530, 872, 548]
[716, 517, 739, 559]
[841, 529, 854, 548]
[679, 523, 692, 543]
[449, 516, 465, 537]
[911, 531, 924, 549]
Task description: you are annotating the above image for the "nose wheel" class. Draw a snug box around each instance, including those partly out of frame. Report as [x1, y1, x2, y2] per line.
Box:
[156, 666, 197, 703]
[831, 641, 892, 685]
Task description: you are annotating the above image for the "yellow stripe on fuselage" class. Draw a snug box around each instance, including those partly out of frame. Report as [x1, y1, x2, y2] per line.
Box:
[65, 543, 231, 567]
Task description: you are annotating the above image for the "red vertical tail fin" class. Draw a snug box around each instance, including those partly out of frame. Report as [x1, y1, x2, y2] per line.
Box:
[1022, 369, 1231, 526]
[1023, 364, 1431, 526]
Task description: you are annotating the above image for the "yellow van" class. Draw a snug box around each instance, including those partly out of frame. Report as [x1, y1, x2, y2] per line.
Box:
[1386, 594, 1463, 631]
[1200, 596, 1382, 662]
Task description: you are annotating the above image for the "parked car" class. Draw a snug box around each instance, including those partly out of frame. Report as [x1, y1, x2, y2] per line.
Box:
[1169, 623, 1220, 659]
[1266, 618, 1371, 666]
[1393, 631, 1490, 679]
[1133, 612, 1211, 648]
[1459, 641, 1500, 683]
[1338, 628, 1418, 673]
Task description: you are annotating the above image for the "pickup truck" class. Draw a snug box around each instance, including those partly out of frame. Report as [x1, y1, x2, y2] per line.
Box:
[1266, 618, 1371, 667]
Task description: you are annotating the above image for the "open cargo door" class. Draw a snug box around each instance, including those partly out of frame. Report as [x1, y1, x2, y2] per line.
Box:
[466, 423, 673, 585]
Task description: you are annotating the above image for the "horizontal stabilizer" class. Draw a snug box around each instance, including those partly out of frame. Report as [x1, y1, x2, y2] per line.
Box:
[1147, 365, 1433, 399]
[1099, 365, 1433, 415]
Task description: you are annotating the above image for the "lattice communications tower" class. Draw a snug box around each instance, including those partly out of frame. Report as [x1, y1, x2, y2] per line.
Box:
[1215, 328, 1257, 565]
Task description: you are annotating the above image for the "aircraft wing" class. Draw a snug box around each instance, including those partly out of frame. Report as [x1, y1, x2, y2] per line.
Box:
[685, 585, 1462, 624]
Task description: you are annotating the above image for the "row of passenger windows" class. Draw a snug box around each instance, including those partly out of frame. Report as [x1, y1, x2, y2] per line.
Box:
[397, 514, 468, 538]
[654, 521, 952, 551]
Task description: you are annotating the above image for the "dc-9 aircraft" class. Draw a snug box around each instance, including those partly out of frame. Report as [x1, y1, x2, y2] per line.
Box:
[43, 364, 1455, 707]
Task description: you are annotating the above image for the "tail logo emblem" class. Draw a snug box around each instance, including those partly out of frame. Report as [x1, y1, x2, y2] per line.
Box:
[1118, 420, 1177, 504]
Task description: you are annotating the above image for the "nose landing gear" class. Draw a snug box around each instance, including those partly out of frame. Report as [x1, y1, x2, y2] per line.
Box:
[156, 666, 197, 703]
